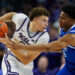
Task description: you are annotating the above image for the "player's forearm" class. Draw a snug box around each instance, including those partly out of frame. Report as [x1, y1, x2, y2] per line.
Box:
[0, 12, 15, 22]
[20, 40, 67, 52]
[46, 40, 67, 51]
[21, 44, 48, 52]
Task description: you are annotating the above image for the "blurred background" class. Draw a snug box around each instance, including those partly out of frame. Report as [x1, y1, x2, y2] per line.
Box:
[0, 0, 74, 75]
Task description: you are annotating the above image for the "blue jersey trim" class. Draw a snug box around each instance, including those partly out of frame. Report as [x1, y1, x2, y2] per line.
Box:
[16, 17, 27, 31]
[68, 30, 75, 34]
[68, 45, 75, 49]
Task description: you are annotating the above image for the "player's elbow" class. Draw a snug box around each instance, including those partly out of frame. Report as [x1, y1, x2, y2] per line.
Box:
[19, 59, 31, 65]
[22, 61, 30, 65]
[0, 12, 16, 22]
[7, 12, 16, 21]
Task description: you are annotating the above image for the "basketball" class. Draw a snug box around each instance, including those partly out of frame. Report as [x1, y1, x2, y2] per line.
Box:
[0, 21, 8, 37]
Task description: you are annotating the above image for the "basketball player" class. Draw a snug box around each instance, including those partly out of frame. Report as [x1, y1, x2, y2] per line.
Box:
[2, 4, 75, 75]
[0, 7, 50, 75]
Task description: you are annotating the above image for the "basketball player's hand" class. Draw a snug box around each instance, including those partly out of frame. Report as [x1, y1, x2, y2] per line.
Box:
[0, 33, 13, 48]
[0, 33, 10, 44]
[0, 33, 21, 50]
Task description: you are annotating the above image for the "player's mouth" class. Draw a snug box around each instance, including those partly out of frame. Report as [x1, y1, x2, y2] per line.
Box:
[43, 27, 46, 30]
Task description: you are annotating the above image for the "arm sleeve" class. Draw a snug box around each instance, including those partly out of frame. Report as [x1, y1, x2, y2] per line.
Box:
[12, 13, 27, 30]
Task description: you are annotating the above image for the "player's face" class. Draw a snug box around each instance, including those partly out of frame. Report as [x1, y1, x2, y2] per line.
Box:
[35, 15, 49, 32]
[59, 11, 73, 28]
[38, 57, 48, 70]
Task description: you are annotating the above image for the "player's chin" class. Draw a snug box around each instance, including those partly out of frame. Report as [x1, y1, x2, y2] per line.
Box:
[40, 29, 45, 32]
[59, 24, 64, 28]
[39, 27, 46, 32]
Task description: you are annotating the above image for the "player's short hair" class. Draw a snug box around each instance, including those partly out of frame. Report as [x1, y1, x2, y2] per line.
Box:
[62, 3, 75, 19]
[29, 7, 50, 21]
[6, 22, 16, 31]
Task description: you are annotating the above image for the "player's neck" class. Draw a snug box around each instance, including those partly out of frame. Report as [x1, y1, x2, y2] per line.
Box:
[29, 22, 38, 32]
[64, 23, 75, 32]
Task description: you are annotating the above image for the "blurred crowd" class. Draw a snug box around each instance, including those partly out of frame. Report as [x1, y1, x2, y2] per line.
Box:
[0, 0, 74, 75]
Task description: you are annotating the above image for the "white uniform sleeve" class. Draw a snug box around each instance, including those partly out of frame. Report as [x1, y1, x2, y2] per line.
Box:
[12, 13, 27, 30]
[36, 32, 50, 44]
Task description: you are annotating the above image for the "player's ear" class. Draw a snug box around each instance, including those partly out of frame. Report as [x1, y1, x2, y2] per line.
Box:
[33, 17, 38, 22]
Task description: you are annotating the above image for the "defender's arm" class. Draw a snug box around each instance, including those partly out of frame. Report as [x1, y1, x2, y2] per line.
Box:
[0, 34, 74, 52]
[21, 34, 75, 52]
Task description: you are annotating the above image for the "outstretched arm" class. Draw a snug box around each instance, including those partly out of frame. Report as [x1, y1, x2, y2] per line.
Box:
[20, 33, 75, 52]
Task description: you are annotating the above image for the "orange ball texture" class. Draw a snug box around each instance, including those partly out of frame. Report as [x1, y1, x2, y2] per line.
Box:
[0, 21, 8, 38]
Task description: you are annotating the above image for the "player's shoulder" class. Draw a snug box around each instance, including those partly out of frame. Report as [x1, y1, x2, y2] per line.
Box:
[43, 31, 49, 38]
[41, 29, 49, 37]
[36, 31, 49, 44]
[39, 30, 50, 41]
[13, 13, 28, 19]
[12, 13, 29, 30]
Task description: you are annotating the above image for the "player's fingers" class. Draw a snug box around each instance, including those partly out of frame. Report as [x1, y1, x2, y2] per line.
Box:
[5, 33, 15, 44]
[5, 33, 9, 40]
[14, 38, 19, 44]
[5, 33, 21, 47]
[5, 42, 14, 49]
[13, 38, 23, 47]
[0, 38, 7, 43]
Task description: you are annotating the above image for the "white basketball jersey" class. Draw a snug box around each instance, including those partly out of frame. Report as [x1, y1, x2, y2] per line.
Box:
[2, 13, 49, 75]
